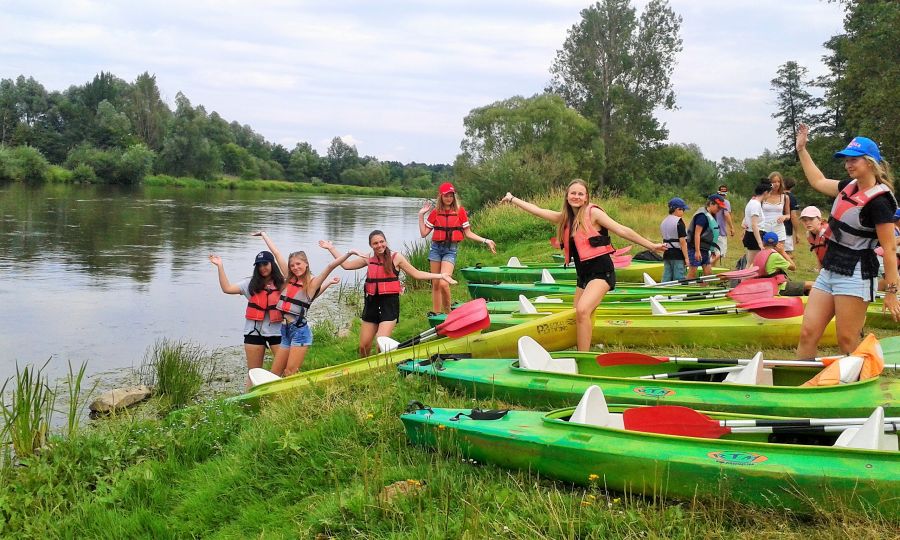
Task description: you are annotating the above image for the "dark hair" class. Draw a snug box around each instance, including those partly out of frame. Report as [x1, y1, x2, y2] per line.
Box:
[718, 184, 728, 191]
[783, 177, 796, 190]
[368, 229, 395, 277]
[248, 259, 285, 294]
[753, 182, 773, 197]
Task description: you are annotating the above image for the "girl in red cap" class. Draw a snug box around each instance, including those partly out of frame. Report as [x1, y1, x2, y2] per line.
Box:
[319, 231, 458, 357]
[795, 124, 899, 358]
[419, 182, 496, 313]
[502, 180, 665, 351]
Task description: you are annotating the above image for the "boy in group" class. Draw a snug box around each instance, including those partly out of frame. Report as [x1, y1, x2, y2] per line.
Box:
[783, 178, 801, 254]
[800, 206, 829, 270]
[713, 185, 734, 263]
[756, 231, 809, 296]
[660, 197, 690, 281]
[687, 194, 726, 278]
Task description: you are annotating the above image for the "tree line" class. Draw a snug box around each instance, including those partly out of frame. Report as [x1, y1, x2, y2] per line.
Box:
[0, 72, 450, 189]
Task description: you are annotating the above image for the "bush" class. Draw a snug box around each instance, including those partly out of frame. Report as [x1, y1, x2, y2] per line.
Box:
[137, 339, 212, 410]
[0, 145, 51, 184]
[47, 165, 73, 183]
[65, 144, 119, 181]
[71, 163, 97, 183]
[115, 144, 155, 184]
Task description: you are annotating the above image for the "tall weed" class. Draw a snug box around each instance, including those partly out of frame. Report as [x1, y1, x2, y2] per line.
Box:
[0, 360, 56, 458]
[62, 360, 96, 438]
[402, 240, 432, 291]
[138, 340, 211, 410]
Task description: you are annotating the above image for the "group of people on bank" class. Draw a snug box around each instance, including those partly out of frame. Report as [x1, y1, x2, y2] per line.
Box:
[212, 126, 900, 379]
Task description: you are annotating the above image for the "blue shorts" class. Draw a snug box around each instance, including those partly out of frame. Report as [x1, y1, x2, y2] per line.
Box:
[428, 241, 458, 264]
[280, 321, 313, 347]
[687, 249, 710, 267]
[812, 263, 877, 302]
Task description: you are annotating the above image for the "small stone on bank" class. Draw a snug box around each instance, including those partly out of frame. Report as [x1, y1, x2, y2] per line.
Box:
[89, 385, 152, 413]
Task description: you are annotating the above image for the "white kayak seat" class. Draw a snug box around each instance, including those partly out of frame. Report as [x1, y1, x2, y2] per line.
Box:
[540, 269, 556, 284]
[517, 336, 577, 375]
[643, 273, 657, 286]
[248, 368, 281, 388]
[518, 295, 539, 314]
[569, 385, 624, 429]
[506, 256, 525, 268]
[377, 336, 400, 352]
[833, 407, 899, 451]
[836, 355, 865, 384]
[723, 352, 774, 386]
[649, 297, 668, 315]
[533, 296, 564, 304]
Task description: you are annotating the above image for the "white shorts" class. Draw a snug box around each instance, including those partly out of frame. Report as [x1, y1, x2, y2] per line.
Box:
[784, 235, 794, 252]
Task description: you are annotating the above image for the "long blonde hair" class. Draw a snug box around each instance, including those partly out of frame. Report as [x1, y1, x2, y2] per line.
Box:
[767, 172, 785, 196]
[287, 250, 313, 293]
[865, 156, 895, 191]
[556, 179, 594, 242]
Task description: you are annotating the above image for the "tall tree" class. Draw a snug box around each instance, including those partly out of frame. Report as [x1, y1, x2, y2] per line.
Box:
[547, 0, 682, 192]
[325, 137, 359, 182]
[124, 72, 170, 151]
[156, 92, 220, 179]
[770, 61, 819, 158]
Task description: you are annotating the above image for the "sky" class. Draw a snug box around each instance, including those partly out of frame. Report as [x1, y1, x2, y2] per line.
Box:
[0, 0, 846, 165]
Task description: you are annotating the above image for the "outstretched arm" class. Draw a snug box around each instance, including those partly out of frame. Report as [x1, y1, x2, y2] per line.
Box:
[877, 222, 900, 321]
[318, 239, 368, 270]
[252, 231, 288, 277]
[796, 124, 840, 197]
[463, 228, 496, 254]
[308, 249, 357, 294]
[395, 253, 457, 285]
[208, 255, 242, 294]
[501, 192, 562, 223]
[593, 208, 664, 252]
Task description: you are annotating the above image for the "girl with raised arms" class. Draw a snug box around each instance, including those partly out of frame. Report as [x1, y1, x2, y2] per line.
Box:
[502, 180, 665, 351]
[320, 230, 458, 357]
[255, 231, 357, 376]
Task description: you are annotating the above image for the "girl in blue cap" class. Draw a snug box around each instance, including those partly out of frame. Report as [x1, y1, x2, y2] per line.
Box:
[208, 250, 286, 374]
[795, 124, 899, 358]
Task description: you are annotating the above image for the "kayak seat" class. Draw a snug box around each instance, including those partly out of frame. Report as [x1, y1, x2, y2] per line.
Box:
[519, 295, 538, 314]
[802, 355, 864, 387]
[569, 385, 624, 429]
[517, 336, 578, 375]
[248, 368, 282, 388]
[506, 257, 525, 268]
[833, 407, 899, 451]
[540, 269, 556, 284]
[533, 296, 564, 304]
[723, 352, 773, 386]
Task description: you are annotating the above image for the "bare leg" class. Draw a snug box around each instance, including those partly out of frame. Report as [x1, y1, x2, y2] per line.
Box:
[687, 265, 698, 279]
[702, 263, 712, 277]
[796, 288, 835, 358]
[574, 279, 611, 352]
[283, 345, 309, 377]
[429, 260, 442, 313]
[244, 343, 266, 369]
[832, 295, 869, 354]
[438, 261, 455, 313]
[270, 344, 290, 376]
[358, 321, 378, 357]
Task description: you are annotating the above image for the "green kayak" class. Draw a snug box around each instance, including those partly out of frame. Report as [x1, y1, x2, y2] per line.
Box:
[401, 402, 899, 514]
[461, 261, 728, 284]
[467, 281, 724, 302]
[398, 336, 900, 417]
[429, 310, 836, 348]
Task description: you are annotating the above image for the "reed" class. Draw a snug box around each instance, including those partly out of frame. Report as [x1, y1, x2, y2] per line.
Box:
[62, 360, 96, 438]
[0, 360, 56, 459]
[312, 319, 341, 347]
[138, 339, 210, 410]
[402, 239, 432, 290]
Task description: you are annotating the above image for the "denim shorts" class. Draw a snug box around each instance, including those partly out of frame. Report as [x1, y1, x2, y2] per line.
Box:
[428, 241, 458, 264]
[280, 320, 313, 347]
[687, 249, 710, 267]
[812, 263, 877, 302]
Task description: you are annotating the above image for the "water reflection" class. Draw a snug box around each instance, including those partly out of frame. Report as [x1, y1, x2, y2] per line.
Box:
[0, 183, 425, 384]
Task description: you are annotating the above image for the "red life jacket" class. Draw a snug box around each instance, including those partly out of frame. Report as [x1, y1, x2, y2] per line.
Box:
[430, 209, 465, 243]
[752, 249, 775, 277]
[825, 180, 893, 251]
[245, 283, 283, 323]
[365, 253, 402, 296]
[275, 280, 312, 319]
[807, 224, 829, 265]
[551, 204, 614, 264]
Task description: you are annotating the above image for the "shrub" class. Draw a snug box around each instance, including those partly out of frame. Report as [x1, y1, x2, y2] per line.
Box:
[115, 144, 155, 184]
[71, 163, 97, 183]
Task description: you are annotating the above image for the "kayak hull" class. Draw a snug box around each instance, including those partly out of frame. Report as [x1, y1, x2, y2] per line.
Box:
[461, 262, 729, 284]
[401, 406, 900, 514]
[398, 350, 899, 417]
[467, 282, 723, 302]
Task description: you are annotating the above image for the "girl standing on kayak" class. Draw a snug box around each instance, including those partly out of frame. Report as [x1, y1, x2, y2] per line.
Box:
[795, 124, 900, 358]
[419, 182, 496, 314]
[255, 232, 356, 377]
[502, 180, 665, 351]
[319, 231, 458, 357]
[208, 250, 285, 372]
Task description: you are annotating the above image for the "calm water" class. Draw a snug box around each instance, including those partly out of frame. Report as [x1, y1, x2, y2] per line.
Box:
[0, 183, 425, 385]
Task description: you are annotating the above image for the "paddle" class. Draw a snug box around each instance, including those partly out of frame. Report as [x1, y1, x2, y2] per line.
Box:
[638, 366, 744, 380]
[613, 246, 633, 256]
[622, 405, 900, 438]
[617, 277, 779, 305]
[383, 298, 490, 351]
[650, 296, 804, 319]
[641, 266, 760, 287]
[596, 351, 900, 370]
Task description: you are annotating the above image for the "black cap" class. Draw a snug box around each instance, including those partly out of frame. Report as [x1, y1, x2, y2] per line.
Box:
[254, 251, 275, 265]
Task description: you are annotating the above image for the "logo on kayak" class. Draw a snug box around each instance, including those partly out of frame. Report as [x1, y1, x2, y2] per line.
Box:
[632, 386, 675, 398]
[707, 451, 768, 466]
[606, 320, 632, 327]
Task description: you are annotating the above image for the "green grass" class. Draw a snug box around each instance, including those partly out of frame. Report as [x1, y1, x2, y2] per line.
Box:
[0, 192, 895, 537]
[144, 174, 432, 198]
[138, 339, 213, 410]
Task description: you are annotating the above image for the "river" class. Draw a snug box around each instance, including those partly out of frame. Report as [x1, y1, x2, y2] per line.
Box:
[0, 182, 426, 387]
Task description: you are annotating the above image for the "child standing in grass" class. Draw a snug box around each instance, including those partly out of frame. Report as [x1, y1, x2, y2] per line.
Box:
[659, 197, 690, 282]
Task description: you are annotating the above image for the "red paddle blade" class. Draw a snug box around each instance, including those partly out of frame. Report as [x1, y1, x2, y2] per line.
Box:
[623, 406, 729, 438]
[596, 352, 666, 366]
[612, 255, 633, 268]
[436, 298, 489, 335]
[741, 296, 804, 319]
[718, 267, 760, 280]
[614, 246, 633, 256]
[442, 315, 491, 338]
[727, 278, 778, 303]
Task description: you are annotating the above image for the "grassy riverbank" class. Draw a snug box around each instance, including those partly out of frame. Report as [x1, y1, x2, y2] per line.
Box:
[143, 174, 432, 199]
[1, 192, 895, 538]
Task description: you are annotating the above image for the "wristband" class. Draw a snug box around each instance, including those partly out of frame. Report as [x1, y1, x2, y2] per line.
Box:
[886, 283, 899, 295]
